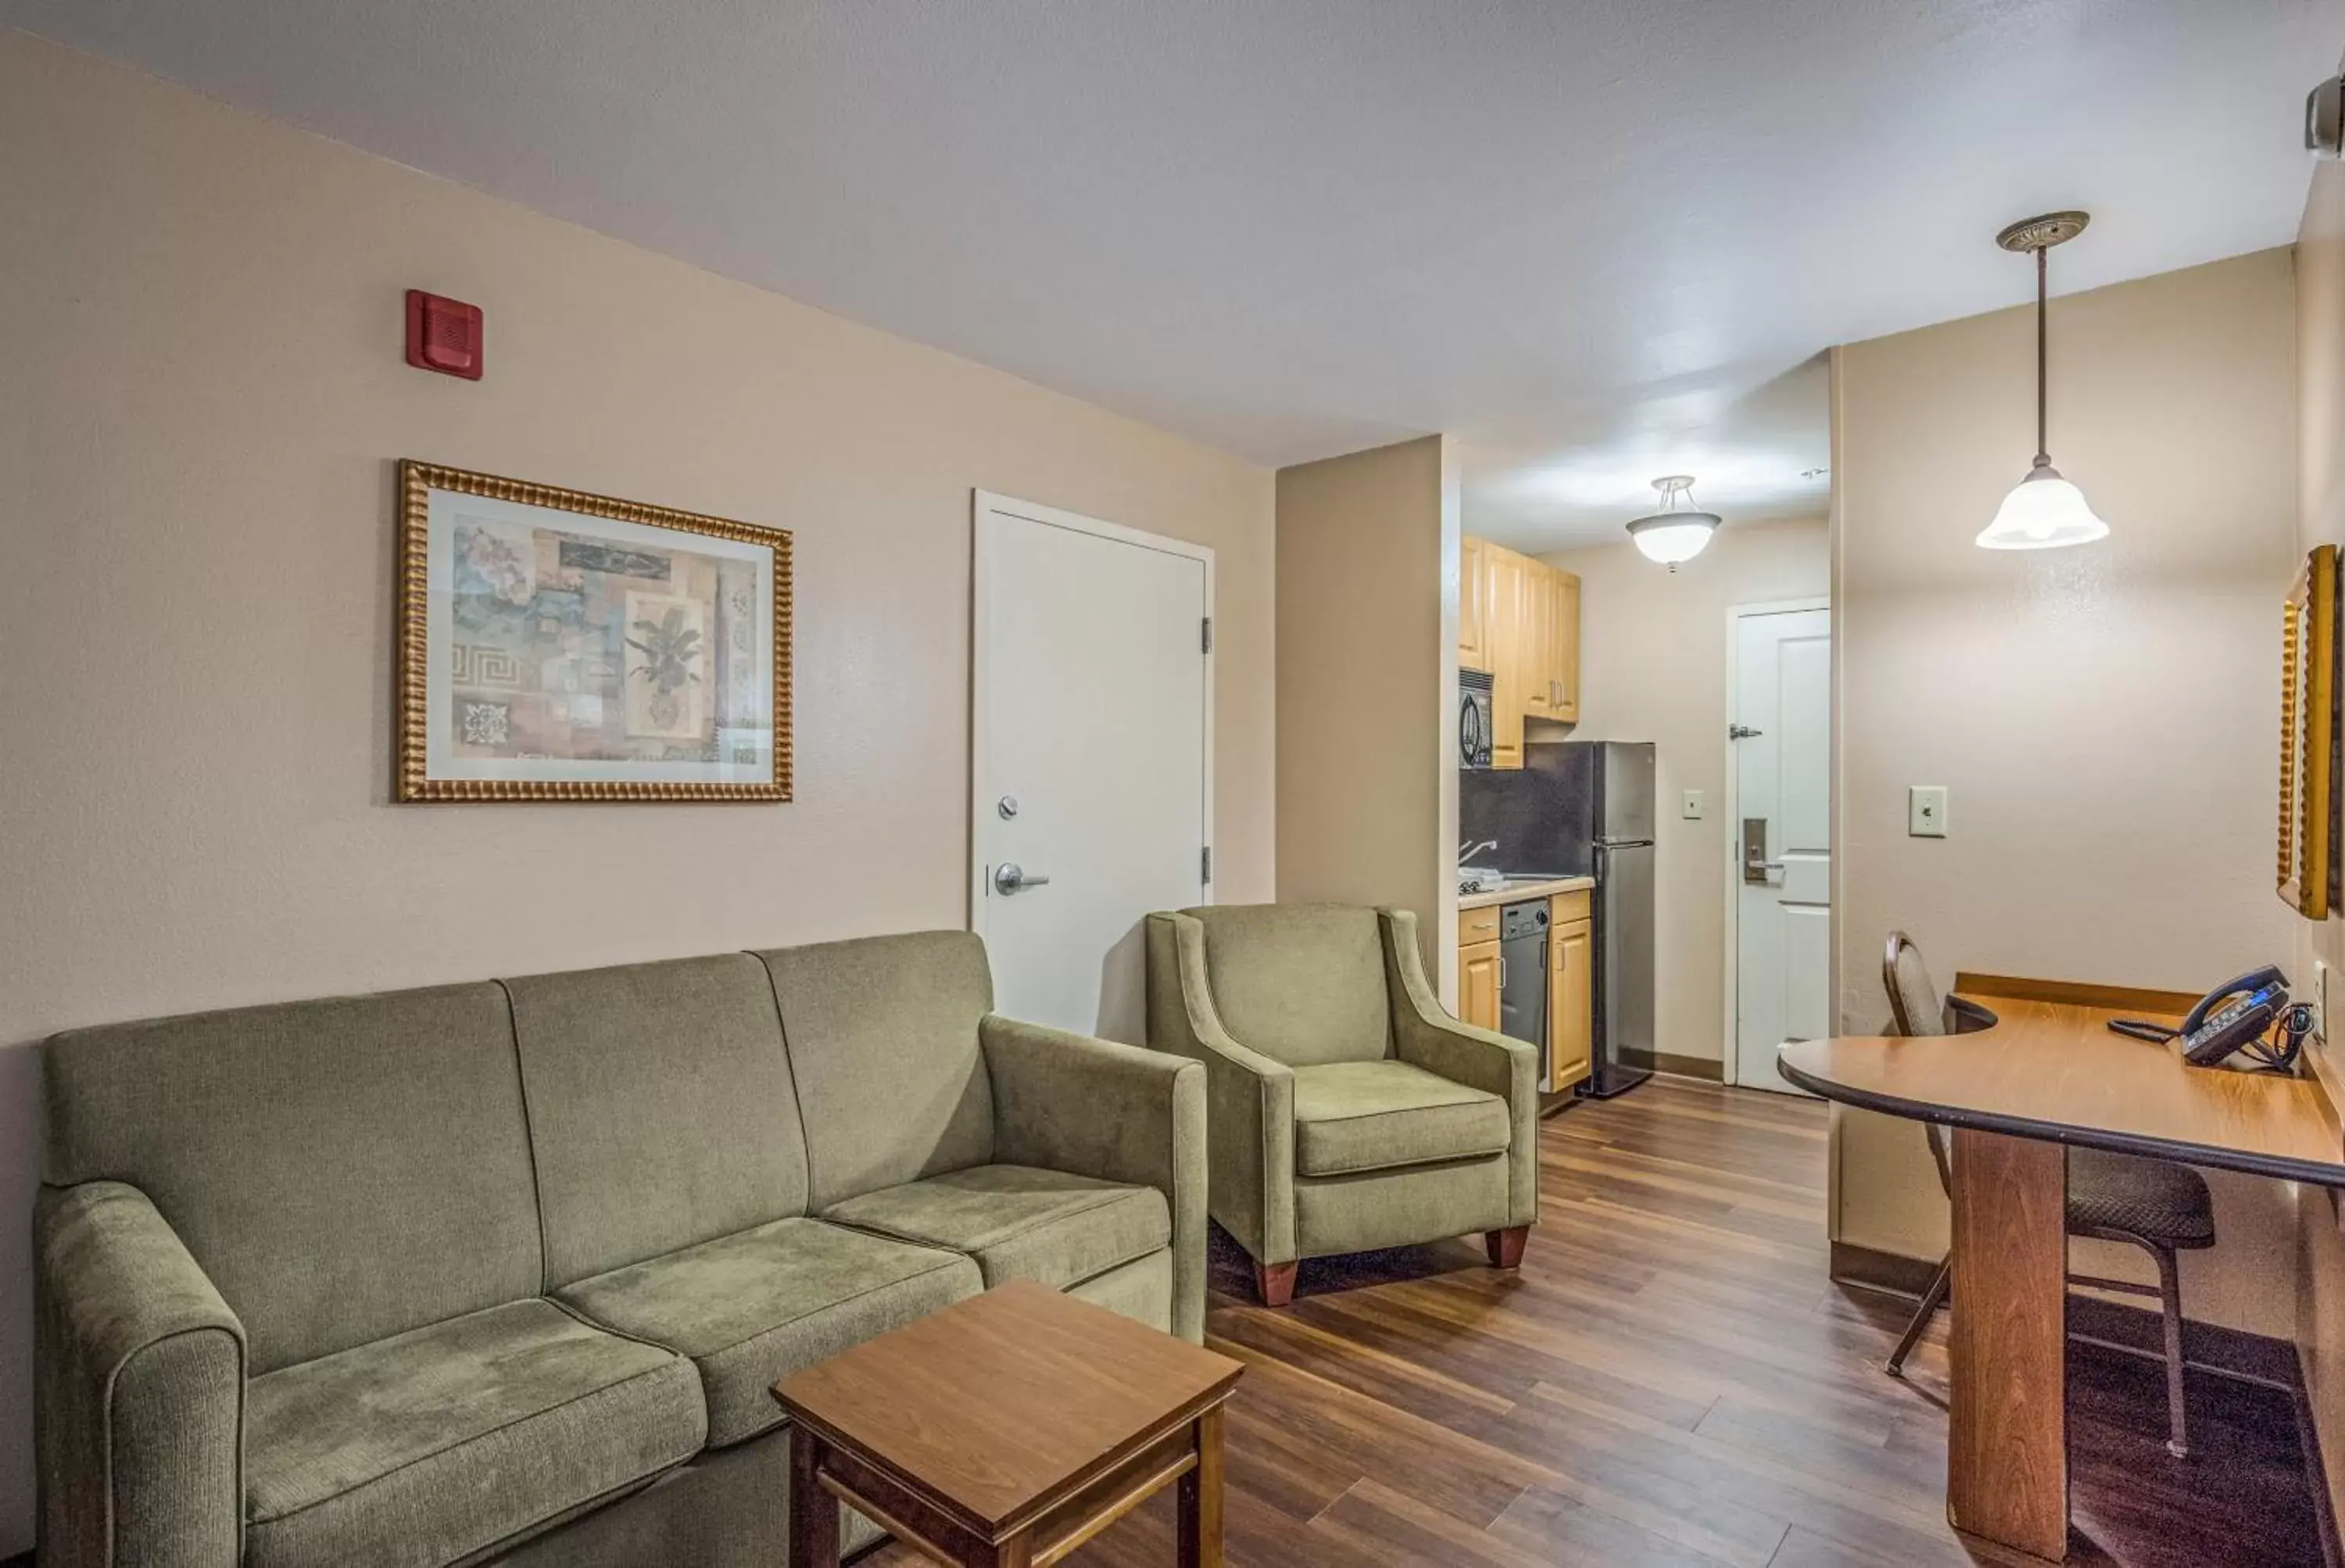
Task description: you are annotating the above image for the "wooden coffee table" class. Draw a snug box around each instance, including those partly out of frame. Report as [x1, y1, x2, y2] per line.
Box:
[773, 1279, 1244, 1568]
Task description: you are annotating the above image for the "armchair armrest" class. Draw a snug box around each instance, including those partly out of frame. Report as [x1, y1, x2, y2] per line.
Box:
[1144, 912, 1297, 1268]
[980, 1015, 1208, 1341]
[36, 1180, 246, 1568]
[1378, 908, 1539, 1227]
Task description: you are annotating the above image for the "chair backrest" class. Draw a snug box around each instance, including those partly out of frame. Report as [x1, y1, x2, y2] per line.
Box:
[1881, 930, 1953, 1195]
[1176, 904, 1392, 1066]
[1883, 931, 1947, 1037]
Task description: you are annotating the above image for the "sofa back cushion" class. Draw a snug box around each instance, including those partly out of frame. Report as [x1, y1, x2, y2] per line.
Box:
[43, 983, 540, 1374]
[755, 932, 995, 1211]
[505, 953, 810, 1287]
[1183, 904, 1392, 1066]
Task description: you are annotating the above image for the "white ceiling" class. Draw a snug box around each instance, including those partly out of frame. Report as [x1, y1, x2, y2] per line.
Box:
[11, 1, 2339, 551]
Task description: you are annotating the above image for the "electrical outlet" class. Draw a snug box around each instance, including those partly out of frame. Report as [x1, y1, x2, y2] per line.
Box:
[1682, 789, 1704, 820]
[1908, 785, 1949, 838]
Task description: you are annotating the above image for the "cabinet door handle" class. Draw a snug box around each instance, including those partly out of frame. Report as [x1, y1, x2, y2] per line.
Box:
[1498, 955, 1507, 988]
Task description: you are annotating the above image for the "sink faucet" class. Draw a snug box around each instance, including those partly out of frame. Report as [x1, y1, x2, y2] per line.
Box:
[1459, 839, 1498, 866]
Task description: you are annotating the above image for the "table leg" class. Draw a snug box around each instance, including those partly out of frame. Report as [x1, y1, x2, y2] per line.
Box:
[1176, 1405, 1225, 1568]
[1947, 1127, 2068, 1564]
[789, 1425, 839, 1567]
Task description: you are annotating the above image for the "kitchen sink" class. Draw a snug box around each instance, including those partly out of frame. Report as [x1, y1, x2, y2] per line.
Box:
[1459, 869, 1571, 896]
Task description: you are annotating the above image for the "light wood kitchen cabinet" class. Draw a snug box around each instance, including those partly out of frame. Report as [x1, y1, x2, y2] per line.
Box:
[1548, 571, 1581, 722]
[1459, 938, 1502, 1033]
[1459, 535, 1579, 763]
[1483, 545, 1527, 769]
[1459, 535, 1488, 671]
[1548, 912, 1592, 1092]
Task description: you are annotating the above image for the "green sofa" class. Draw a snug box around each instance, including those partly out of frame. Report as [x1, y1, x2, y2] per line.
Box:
[35, 931, 1205, 1568]
[1144, 904, 1538, 1305]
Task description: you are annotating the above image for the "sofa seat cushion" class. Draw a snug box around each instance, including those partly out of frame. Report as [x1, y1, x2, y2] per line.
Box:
[821, 1164, 1171, 1291]
[243, 1298, 704, 1568]
[556, 1216, 981, 1448]
[1290, 1060, 1512, 1177]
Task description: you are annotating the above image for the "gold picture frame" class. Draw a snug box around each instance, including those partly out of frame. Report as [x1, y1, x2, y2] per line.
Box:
[395, 460, 793, 802]
[2279, 543, 2338, 918]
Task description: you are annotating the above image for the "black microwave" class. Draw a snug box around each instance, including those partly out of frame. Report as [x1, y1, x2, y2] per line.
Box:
[1459, 668, 1494, 768]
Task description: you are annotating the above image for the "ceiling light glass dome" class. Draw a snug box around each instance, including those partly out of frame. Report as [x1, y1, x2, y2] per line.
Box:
[1627, 475, 1719, 570]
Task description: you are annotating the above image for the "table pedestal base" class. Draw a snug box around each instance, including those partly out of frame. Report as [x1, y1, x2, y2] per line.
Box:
[1947, 1127, 2069, 1563]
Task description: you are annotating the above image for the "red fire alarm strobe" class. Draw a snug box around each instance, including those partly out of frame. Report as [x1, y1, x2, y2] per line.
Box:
[405, 289, 483, 380]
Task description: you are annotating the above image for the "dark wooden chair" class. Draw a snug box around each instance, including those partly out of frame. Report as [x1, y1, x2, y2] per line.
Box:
[1878, 931, 2214, 1458]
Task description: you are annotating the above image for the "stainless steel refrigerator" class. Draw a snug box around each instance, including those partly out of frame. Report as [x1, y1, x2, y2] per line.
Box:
[1457, 739, 1656, 1097]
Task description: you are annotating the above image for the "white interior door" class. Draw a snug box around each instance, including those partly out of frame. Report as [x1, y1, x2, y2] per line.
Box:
[972, 493, 1212, 1042]
[1732, 604, 1831, 1093]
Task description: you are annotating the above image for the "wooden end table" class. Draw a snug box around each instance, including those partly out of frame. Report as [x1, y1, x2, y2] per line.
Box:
[773, 1279, 1243, 1568]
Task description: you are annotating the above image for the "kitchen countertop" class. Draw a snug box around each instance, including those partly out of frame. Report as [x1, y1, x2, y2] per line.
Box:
[1457, 875, 1593, 911]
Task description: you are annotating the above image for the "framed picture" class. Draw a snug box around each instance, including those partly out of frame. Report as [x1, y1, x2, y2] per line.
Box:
[2279, 543, 2339, 918]
[395, 460, 791, 802]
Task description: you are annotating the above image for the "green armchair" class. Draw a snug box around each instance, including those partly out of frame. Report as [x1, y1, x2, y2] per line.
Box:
[1144, 903, 1538, 1305]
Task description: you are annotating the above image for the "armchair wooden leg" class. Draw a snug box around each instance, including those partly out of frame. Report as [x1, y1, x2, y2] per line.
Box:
[1485, 1226, 1529, 1269]
[1255, 1259, 1298, 1307]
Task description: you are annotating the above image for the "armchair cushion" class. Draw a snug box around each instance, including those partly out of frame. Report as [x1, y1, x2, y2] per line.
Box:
[556, 1217, 979, 1447]
[243, 1300, 702, 1568]
[822, 1165, 1170, 1291]
[1290, 1060, 1513, 1177]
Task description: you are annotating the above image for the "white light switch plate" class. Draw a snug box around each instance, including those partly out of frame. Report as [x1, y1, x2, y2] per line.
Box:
[1909, 785, 1949, 838]
[1681, 789, 1704, 820]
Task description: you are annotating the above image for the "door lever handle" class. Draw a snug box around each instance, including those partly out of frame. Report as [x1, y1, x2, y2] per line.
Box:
[993, 864, 1051, 895]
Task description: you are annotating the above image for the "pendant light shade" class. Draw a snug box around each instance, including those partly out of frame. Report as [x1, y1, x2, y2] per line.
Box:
[1978, 459, 2110, 550]
[1977, 211, 2108, 551]
[1627, 475, 1719, 570]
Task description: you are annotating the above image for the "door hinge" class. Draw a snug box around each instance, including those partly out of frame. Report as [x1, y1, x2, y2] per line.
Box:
[1201, 616, 1214, 654]
[1728, 723, 1763, 740]
[1201, 846, 1213, 884]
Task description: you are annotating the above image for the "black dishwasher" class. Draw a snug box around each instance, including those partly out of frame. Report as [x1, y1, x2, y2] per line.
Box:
[1497, 899, 1549, 1081]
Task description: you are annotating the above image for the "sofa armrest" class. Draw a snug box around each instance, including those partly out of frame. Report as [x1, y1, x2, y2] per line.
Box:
[36, 1180, 246, 1568]
[1144, 912, 1297, 1268]
[1379, 908, 1539, 1227]
[980, 1015, 1208, 1341]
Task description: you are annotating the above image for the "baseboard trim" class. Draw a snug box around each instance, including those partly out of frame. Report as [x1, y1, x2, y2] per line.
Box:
[1830, 1240, 1942, 1299]
[1620, 1049, 1724, 1083]
[1831, 1240, 2303, 1388]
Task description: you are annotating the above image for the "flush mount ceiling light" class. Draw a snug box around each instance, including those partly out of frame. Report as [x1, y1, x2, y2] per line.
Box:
[1626, 475, 1720, 571]
[1977, 211, 2110, 551]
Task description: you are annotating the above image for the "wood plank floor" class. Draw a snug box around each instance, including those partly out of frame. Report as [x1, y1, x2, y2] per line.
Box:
[865, 1076, 2324, 1567]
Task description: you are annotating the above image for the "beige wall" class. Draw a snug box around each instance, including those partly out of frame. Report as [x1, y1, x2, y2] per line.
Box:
[0, 30, 1276, 1551]
[2297, 146, 2345, 1534]
[1831, 247, 2304, 1337]
[1274, 435, 1459, 990]
[1537, 519, 1830, 1067]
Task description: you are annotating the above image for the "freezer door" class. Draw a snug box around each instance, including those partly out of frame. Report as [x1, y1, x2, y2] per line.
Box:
[1601, 742, 1658, 843]
[1596, 841, 1656, 1065]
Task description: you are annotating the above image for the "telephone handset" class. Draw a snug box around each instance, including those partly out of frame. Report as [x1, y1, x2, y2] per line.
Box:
[2172, 965, 2294, 1068]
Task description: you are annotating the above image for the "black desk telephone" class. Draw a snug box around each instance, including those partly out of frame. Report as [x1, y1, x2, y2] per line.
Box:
[2109, 964, 2310, 1071]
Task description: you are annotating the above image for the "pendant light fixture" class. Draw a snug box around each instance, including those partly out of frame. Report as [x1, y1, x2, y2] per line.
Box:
[1977, 211, 2109, 550]
[1626, 475, 1719, 571]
